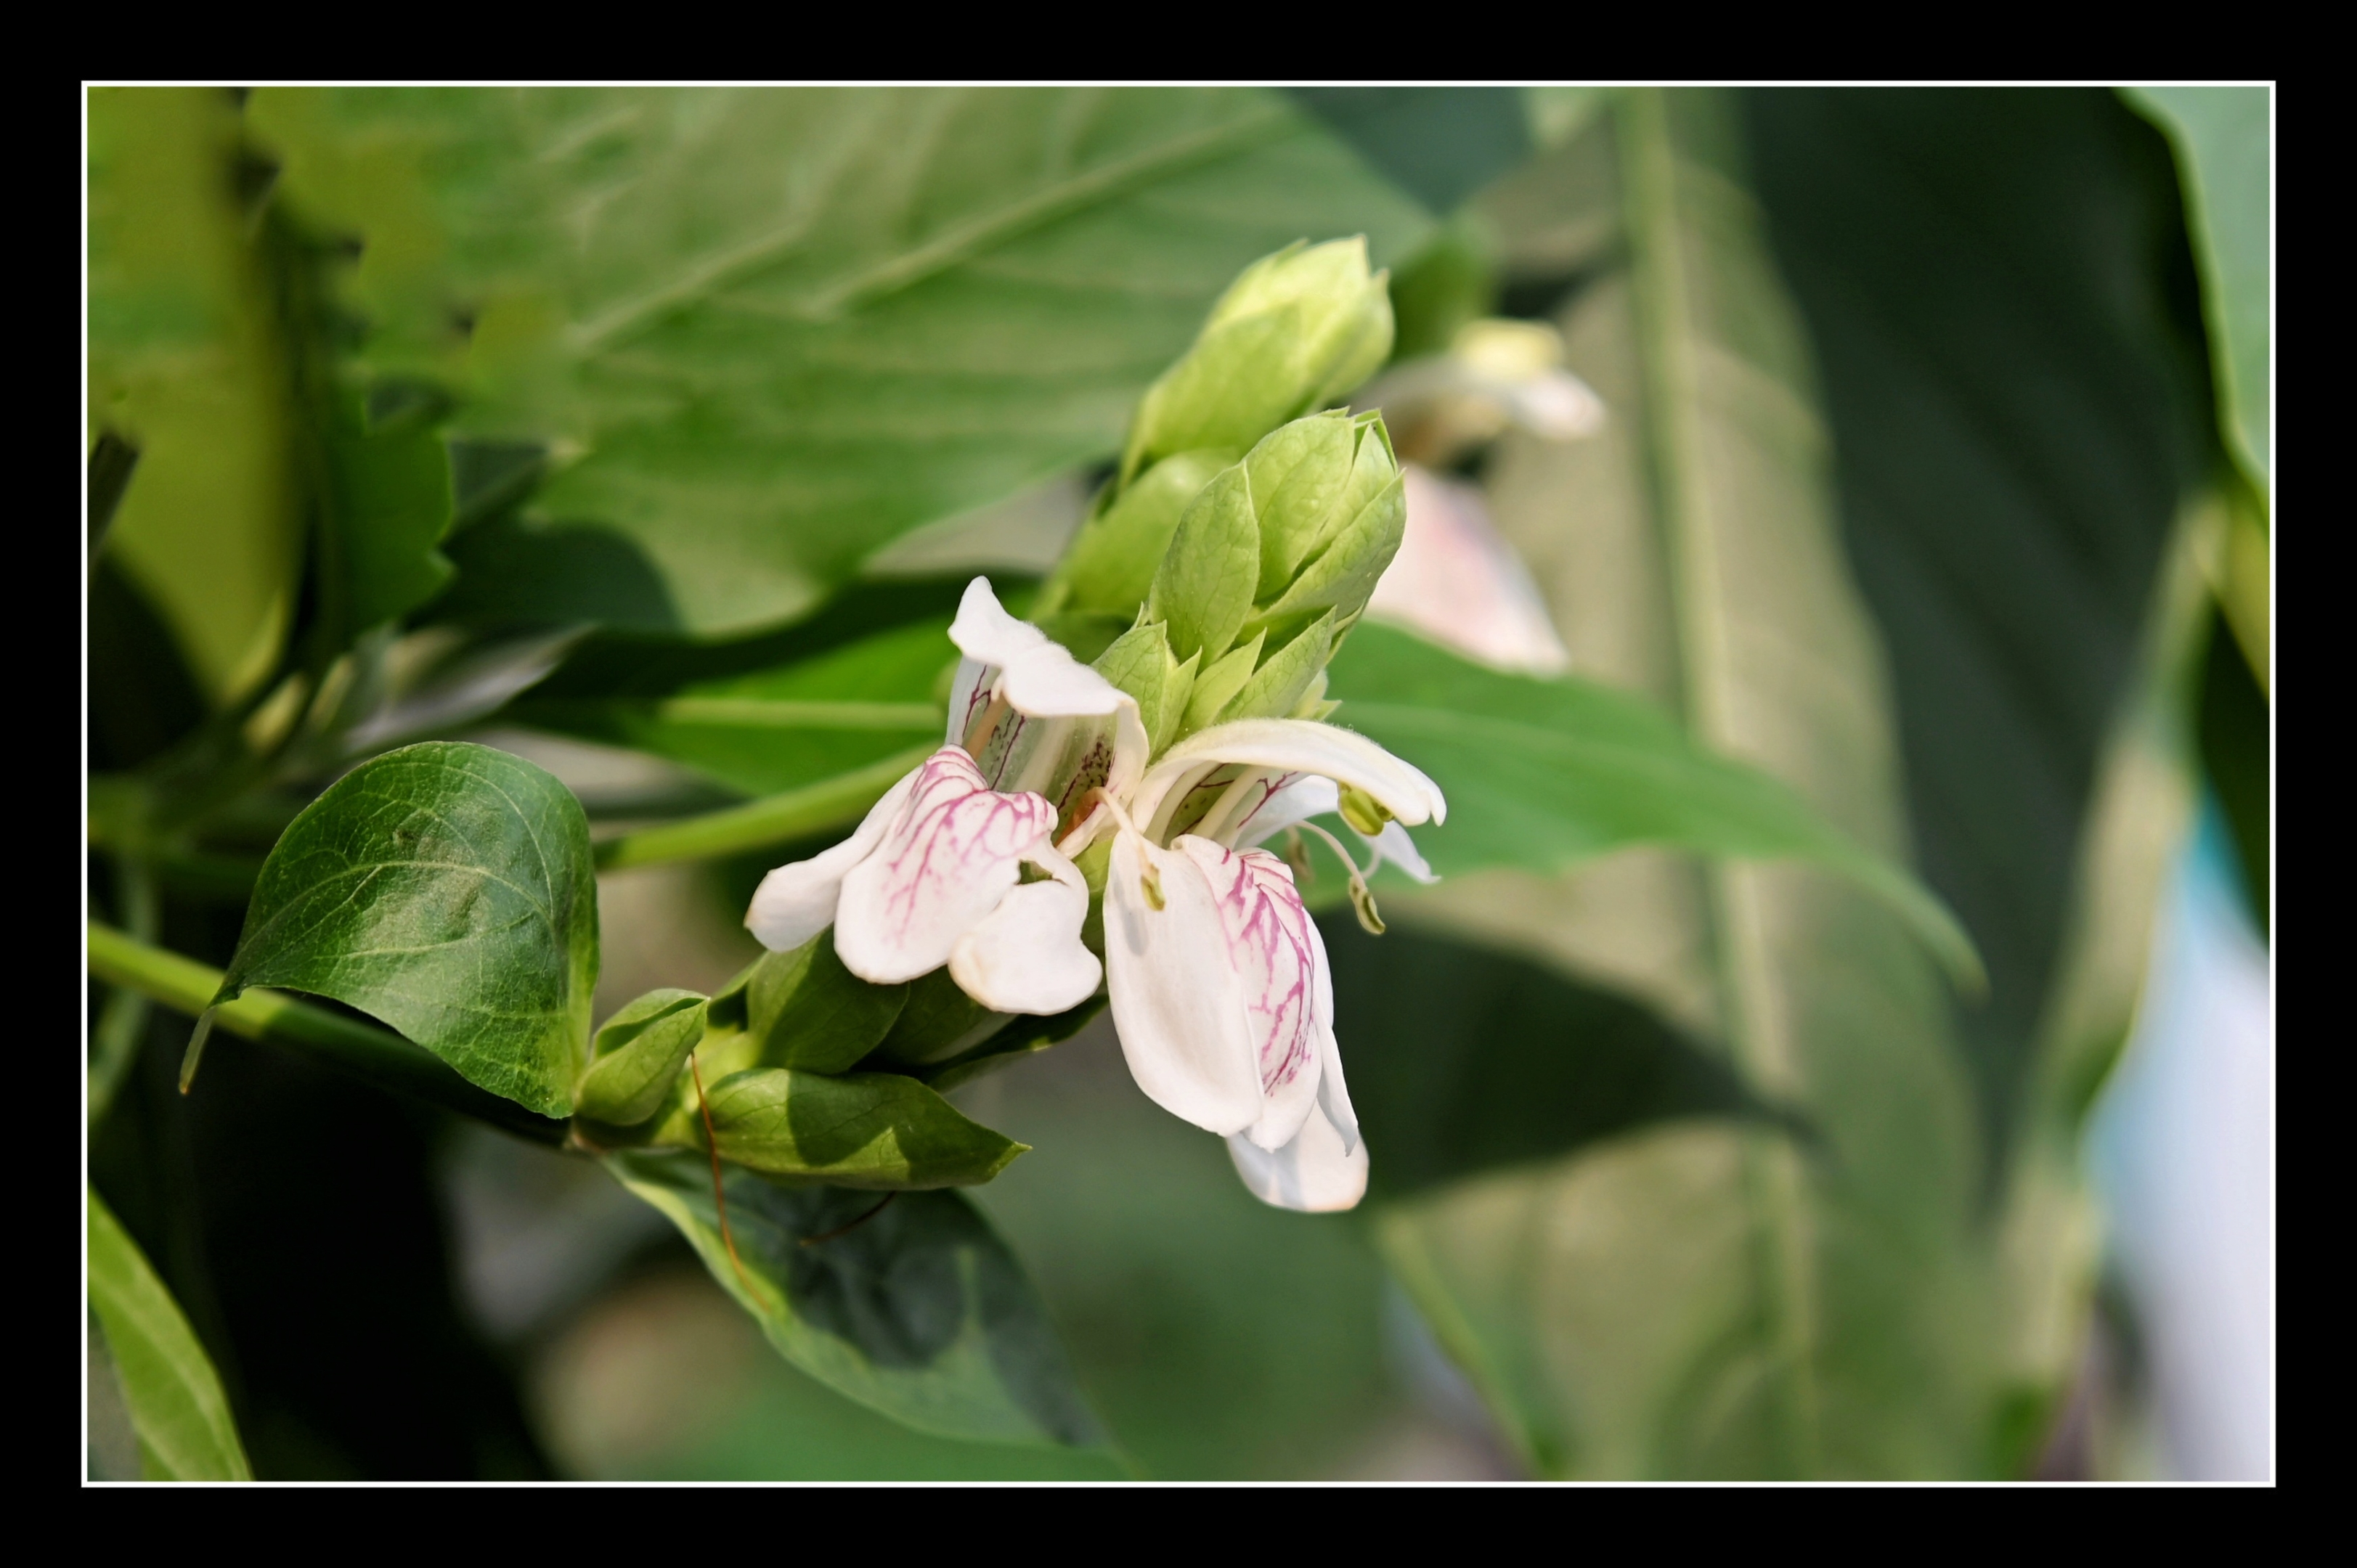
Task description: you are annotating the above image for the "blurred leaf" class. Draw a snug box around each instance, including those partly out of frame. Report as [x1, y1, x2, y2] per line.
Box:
[1375, 89, 2006, 1479]
[86, 1189, 252, 1481]
[1320, 918, 1775, 1198]
[89, 87, 300, 707]
[1372, 86, 2214, 1479]
[214, 741, 598, 1117]
[1742, 87, 2213, 1159]
[1290, 88, 1534, 216]
[248, 87, 1430, 637]
[605, 1151, 1105, 1448]
[1330, 623, 1979, 986]
[2122, 87, 2270, 490]
[526, 616, 950, 798]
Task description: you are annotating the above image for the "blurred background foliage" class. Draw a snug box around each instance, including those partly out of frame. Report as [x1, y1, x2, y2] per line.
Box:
[87, 85, 2267, 1479]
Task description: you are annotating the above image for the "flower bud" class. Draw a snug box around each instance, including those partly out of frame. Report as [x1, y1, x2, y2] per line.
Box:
[1120, 238, 1394, 484]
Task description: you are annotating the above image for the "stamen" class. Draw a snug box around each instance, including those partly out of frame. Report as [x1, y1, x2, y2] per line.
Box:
[1293, 819, 1387, 936]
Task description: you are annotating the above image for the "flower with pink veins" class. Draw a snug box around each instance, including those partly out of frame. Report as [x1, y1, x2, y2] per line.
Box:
[744, 578, 1141, 1016]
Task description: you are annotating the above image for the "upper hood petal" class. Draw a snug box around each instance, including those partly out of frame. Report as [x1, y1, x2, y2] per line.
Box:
[950, 576, 1130, 719]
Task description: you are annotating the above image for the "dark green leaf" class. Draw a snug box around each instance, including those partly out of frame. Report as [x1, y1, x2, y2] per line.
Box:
[215, 740, 598, 1118]
[250, 87, 1429, 637]
[605, 1151, 1104, 1447]
[708, 937, 911, 1076]
[86, 1189, 251, 1481]
[1289, 88, 1534, 215]
[1320, 919, 1776, 1199]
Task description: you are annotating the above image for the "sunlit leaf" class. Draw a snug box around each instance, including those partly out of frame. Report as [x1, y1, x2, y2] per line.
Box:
[213, 741, 598, 1117]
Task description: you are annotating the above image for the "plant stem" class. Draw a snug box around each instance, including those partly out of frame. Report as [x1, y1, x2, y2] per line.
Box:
[85, 922, 566, 1144]
[594, 746, 929, 871]
[88, 859, 159, 1125]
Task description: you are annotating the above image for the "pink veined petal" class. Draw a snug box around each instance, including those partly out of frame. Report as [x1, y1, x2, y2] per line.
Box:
[1104, 833, 1263, 1135]
[948, 848, 1103, 1015]
[947, 655, 993, 748]
[1232, 775, 1332, 849]
[1176, 837, 1325, 1153]
[834, 747, 1058, 985]
[745, 767, 919, 952]
[1226, 1101, 1369, 1212]
[948, 576, 1128, 719]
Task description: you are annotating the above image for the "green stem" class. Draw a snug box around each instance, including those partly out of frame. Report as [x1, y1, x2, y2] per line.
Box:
[85, 922, 566, 1144]
[88, 859, 159, 1125]
[594, 746, 929, 871]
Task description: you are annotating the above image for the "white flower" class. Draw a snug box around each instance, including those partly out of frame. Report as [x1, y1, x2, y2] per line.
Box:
[1082, 717, 1446, 1212]
[744, 579, 1449, 1215]
[744, 578, 1141, 1016]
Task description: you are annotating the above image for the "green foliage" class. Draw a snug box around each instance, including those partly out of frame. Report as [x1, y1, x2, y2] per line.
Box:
[577, 988, 707, 1127]
[1330, 623, 1979, 986]
[2123, 87, 2271, 489]
[86, 1190, 251, 1480]
[1147, 465, 1260, 664]
[247, 88, 1428, 637]
[695, 1069, 1026, 1188]
[213, 742, 598, 1118]
[605, 1151, 1104, 1448]
[706, 937, 913, 1077]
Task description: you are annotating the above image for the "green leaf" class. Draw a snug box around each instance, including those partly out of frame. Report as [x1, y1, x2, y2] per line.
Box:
[327, 388, 457, 630]
[1328, 622, 1979, 987]
[89, 87, 300, 709]
[2122, 87, 2270, 489]
[1147, 463, 1259, 664]
[86, 1190, 251, 1481]
[214, 740, 598, 1118]
[604, 1150, 1104, 1447]
[248, 88, 1429, 637]
[526, 618, 951, 799]
[707, 937, 911, 1077]
[699, 1068, 1025, 1188]
[578, 987, 707, 1127]
[1290, 87, 1536, 215]
[1091, 620, 1197, 756]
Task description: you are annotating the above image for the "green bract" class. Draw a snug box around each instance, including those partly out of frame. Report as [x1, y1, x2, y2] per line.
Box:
[1120, 237, 1394, 483]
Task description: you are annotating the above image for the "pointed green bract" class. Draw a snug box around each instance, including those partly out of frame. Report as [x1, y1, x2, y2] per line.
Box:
[1147, 464, 1261, 664]
[1246, 411, 1359, 597]
[1222, 611, 1337, 725]
[1178, 632, 1265, 741]
[1092, 620, 1198, 756]
[212, 741, 598, 1119]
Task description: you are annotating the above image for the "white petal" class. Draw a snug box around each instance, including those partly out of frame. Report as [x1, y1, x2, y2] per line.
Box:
[1104, 832, 1263, 1135]
[1315, 1024, 1359, 1153]
[1233, 775, 1338, 849]
[1226, 1101, 1369, 1212]
[1176, 838, 1324, 1152]
[948, 850, 1103, 1015]
[1366, 821, 1440, 885]
[834, 747, 1058, 984]
[744, 767, 917, 952]
[948, 576, 1057, 672]
[949, 576, 1128, 719]
[1134, 718, 1446, 837]
[946, 655, 992, 748]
